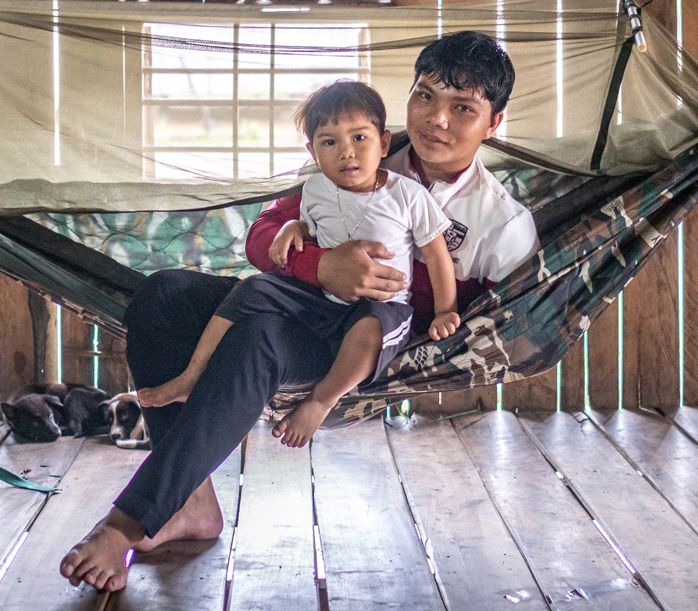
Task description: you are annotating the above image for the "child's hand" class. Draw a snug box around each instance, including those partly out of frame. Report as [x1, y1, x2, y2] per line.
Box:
[429, 311, 461, 341]
[269, 220, 305, 267]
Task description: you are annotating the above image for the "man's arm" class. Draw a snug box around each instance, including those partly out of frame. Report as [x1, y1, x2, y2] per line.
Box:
[245, 192, 327, 285]
[246, 193, 408, 301]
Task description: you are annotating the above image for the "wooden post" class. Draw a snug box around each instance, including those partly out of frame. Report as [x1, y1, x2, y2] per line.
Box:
[588, 303, 619, 409]
[0, 275, 35, 398]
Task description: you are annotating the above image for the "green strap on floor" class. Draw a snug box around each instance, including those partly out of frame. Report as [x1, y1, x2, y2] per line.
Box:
[0, 466, 58, 493]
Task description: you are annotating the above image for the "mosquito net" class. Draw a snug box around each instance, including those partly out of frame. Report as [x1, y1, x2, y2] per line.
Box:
[0, 0, 696, 423]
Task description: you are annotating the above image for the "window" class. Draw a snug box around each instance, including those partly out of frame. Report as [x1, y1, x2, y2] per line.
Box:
[142, 22, 368, 180]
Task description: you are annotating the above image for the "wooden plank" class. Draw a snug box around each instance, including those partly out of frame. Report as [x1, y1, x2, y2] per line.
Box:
[227, 420, 316, 611]
[0, 435, 84, 568]
[312, 417, 444, 611]
[561, 338, 584, 410]
[454, 411, 658, 610]
[385, 416, 548, 610]
[588, 300, 619, 410]
[98, 333, 130, 398]
[0, 437, 145, 611]
[409, 386, 496, 419]
[502, 367, 557, 411]
[585, 408, 698, 533]
[622, 234, 679, 409]
[114, 447, 241, 611]
[522, 410, 698, 610]
[61, 309, 95, 387]
[0, 274, 35, 398]
[666, 405, 698, 444]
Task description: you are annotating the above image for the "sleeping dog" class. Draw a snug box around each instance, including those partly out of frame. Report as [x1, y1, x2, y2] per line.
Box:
[1, 383, 110, 442]
[104, 393, 150, 450]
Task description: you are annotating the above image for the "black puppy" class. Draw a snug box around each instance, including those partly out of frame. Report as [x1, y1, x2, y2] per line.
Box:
[1, 383, 110, 442]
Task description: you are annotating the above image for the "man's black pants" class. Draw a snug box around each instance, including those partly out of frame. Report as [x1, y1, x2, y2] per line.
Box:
[116, 269, 334, 537]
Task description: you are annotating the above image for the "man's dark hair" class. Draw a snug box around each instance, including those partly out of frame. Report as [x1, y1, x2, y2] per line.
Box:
[413, 31, 515, 116]
[294, 80, 386, 142]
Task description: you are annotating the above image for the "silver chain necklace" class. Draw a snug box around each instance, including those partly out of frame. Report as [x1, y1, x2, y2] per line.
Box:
[336, 176, 379, 240]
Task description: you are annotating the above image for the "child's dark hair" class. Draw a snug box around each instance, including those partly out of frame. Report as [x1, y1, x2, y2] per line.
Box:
[294, 80, 386, 142]
[413, 31, 515, 116]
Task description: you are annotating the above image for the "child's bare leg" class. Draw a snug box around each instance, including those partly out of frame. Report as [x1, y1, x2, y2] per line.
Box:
[138, 316, 233, 407]
[59, 507, 145, 591]
[272, 316, 382, 448]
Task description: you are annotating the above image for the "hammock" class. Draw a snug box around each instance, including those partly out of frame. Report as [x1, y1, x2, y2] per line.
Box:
[0, 0, 697, 426]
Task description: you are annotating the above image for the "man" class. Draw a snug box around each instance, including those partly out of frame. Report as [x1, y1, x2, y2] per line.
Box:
[59, 31, 539, 592]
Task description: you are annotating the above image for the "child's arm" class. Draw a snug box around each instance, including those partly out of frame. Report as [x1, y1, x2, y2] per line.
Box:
[420, 235, 461, 341]
[268, 220, 312, 267]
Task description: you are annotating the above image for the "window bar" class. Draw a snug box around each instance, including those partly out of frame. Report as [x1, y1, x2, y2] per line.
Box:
[93, 325, 100, 388]
[497, 0, 506, 139]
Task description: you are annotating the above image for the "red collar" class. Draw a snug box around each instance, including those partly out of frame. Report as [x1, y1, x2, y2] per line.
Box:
[408, 146, 471, 186]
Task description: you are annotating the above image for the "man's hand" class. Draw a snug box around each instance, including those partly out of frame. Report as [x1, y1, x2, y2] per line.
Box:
[316, 241, 408, 302]
[269, 220, 307, 267]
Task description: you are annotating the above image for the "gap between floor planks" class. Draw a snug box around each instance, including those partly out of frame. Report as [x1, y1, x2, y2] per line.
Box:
[521, 410, 698, 611]
[454, 410, 658, 610]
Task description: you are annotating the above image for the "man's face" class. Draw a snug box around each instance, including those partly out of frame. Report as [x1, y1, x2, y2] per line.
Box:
[406, 75, 503, 178]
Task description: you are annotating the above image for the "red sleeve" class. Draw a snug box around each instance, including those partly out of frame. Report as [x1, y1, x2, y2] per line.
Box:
[245, 192, 329, 286]
[410, 260, 493, 334]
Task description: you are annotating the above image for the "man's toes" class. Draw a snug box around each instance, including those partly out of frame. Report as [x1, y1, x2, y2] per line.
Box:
[60, 551, 80, 578]
[104, 572, 127, 592]
[82, 566, 101, 586]
[92, 570, 111, 591]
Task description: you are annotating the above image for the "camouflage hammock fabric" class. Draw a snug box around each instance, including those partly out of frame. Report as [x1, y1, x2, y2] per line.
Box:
[267, 145, 698, 429]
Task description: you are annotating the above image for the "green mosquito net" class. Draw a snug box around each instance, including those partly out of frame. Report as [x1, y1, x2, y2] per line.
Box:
[0, 0, 696, 423]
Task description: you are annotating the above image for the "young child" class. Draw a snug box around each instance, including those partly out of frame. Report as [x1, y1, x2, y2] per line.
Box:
[138, 80, 460, 448]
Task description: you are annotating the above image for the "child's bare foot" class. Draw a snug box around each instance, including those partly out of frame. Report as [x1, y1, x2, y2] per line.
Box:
[60, 508, 145, 591]
[272, 395, 333, 448]
[138, 372, 196, 407]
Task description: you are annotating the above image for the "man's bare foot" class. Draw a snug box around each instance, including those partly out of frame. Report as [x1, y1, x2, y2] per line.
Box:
[272, 396, 333, 448]
[133, 477, 224, 552]
[138, 372, 196, 407]
[60, 508, 145, 591]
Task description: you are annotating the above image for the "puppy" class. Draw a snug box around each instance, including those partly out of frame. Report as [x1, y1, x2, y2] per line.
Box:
[1, 394, 64, 442]
[1, 383, 110, 442]
[104, 393, 150, 450]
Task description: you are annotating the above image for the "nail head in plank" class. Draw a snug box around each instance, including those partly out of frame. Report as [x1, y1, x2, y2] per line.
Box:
[114, 446, 241, 611]
[586, 408, 698, 534]
[227, 420, 316, 611]
[0, 436, 84, 568]
[312, 416, 444, 611]
[454, 411, 657, 610]
[523, 410, 698, 611]
[385, 416, 548, 610]
[0, 437, 145, 611]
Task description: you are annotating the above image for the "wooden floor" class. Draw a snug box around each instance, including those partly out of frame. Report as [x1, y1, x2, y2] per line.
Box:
[1, 405, 698, 610]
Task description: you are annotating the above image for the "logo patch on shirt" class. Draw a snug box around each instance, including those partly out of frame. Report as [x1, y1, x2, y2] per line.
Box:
[443, 220, 468, 252]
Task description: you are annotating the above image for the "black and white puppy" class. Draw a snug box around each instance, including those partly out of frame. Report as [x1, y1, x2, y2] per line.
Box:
[1, 383, 110, 442]
[104, 393, 150, 450]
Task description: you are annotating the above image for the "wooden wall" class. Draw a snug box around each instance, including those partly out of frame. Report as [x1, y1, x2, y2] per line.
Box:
[0, 278, 129, 400]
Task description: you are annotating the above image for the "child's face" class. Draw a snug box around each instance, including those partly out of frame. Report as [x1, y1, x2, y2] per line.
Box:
[307, 113, 391, 192]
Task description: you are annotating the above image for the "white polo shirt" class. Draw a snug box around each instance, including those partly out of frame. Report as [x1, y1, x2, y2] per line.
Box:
[382, 145, 540, 284]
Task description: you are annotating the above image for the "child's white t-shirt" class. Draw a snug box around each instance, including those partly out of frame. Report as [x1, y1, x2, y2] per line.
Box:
[300, 169, 451, 304]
